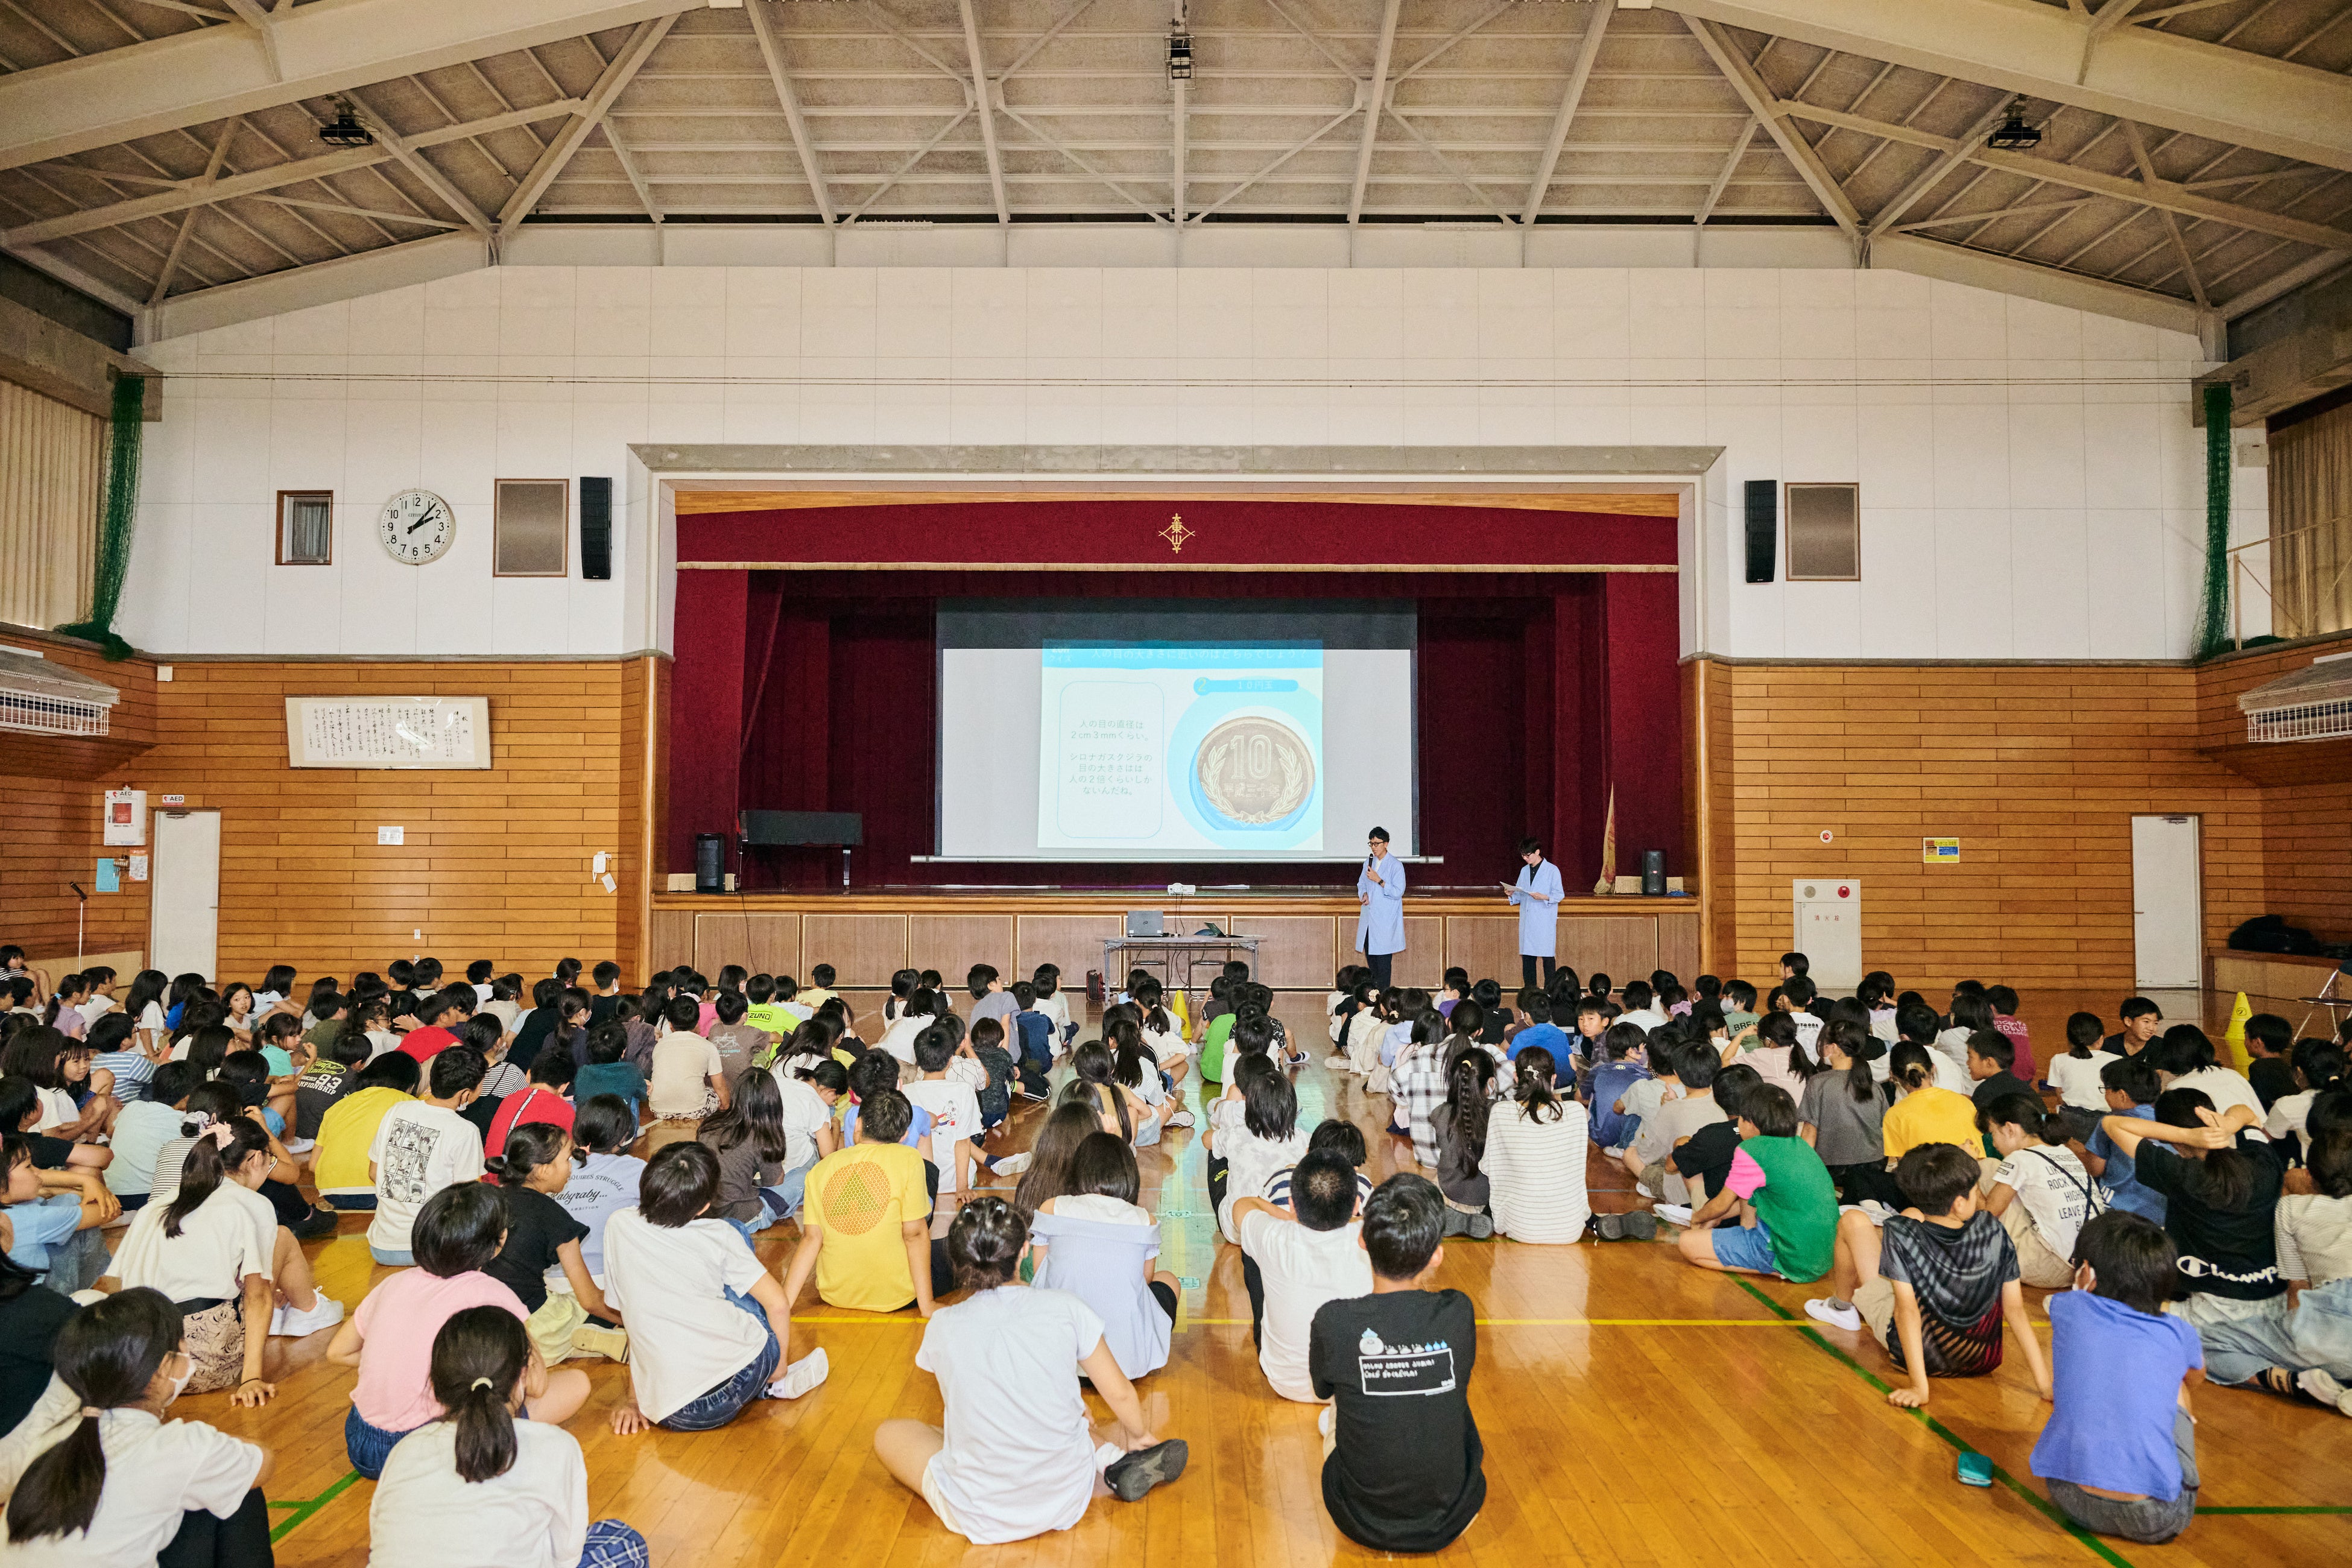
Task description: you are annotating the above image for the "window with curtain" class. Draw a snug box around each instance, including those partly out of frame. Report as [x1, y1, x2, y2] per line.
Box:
[2271, 398, 2352, 639]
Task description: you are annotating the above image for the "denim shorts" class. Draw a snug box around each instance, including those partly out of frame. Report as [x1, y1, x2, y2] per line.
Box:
[344, 1406, 415, 1480]
[1709, 1218, 1781, 1276]
[657, 1289, 780, 1432]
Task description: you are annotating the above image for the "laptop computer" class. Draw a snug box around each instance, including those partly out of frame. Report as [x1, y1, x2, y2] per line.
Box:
[1125, 910, 1165, 938]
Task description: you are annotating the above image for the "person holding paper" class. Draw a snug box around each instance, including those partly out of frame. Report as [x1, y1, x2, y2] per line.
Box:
[1508, 837, 1564, 989]
[1356, 828, 1406, 990]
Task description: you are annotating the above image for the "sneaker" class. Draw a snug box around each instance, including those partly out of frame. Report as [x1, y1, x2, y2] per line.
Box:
[571, 1323, 630, 1363]
[765, 1348, 829, 1400]
[283, 1137, 316, 1155]
[1163, 1108, 1195, 1129]
[1323, 1055, 1352, 1070]
[1017, 1086, 1050, 1102]
[1440, 1209, 1494, 1239]
[990, 1152, 1033, 1177]
[1651, 1204, 1693, 1228]
[2297, 1368, 2350, 1414]
[1804, 1298, 1862, 1333]
[270, 1294, 346, 1337]
[1594, 1212, 1658, 1242]
[1104, 1438, 1189, 1502]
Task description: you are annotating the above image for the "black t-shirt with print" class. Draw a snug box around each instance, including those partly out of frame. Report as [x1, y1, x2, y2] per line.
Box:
[485, 1184, 590, 1313]
[1671, 1121, 1743, 1199]
[2135, 1131, 2286, 1300]
[1309, 1288, 1484, 1554]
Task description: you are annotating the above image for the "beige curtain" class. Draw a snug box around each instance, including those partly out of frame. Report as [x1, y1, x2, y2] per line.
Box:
[2271, 400, 2352, 639]
[0, 379, 103, 633]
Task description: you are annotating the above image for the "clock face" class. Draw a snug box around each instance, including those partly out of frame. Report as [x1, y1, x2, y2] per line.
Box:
[378, 488, 454, 564]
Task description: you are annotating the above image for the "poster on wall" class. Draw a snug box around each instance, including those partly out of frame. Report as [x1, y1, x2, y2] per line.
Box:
[283, 697, 493, 770]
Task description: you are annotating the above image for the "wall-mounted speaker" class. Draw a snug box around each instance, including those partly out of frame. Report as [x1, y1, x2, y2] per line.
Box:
[580, 476, 612, 581]
[1744, 479, 1777, 584]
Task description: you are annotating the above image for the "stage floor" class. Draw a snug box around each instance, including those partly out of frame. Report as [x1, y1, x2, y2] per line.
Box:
[196, 988, 2348, 1567]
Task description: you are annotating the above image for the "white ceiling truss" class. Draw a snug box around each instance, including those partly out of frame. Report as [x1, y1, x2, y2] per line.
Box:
[0, 0, 2346, 323]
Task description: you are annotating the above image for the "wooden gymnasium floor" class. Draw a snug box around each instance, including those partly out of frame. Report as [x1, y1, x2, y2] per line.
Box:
[182, 988, 2349, 1567]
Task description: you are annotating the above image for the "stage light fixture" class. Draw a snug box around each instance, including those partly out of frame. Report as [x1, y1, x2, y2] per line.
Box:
[1985, 110, 2041, 151]
[1167, 30, 1193, 80]
[317, 106, 373, 148]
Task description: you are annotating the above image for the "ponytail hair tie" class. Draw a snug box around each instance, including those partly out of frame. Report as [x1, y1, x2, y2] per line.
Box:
[470, 1376, 495, 1393]
[182, 1110, 215, 1137]
[200, 1121, 236, 1149]
[79, 1406, 103, 1420]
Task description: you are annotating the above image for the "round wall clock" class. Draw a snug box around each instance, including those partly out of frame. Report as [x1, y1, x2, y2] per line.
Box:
[378, 488, 455, 564]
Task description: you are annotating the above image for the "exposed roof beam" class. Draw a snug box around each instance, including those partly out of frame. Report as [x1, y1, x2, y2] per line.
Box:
[955, 0, 1010, 224]
[1693, 115, 1758, 227]
[3, 101, 580, 247]
[1778, 98, 2352, 254]
[219, 0, 286, 81]
[0, 0, 689, 174]
[1521, 0, 1613, 226]
[1874, 232, 2201, 333]
[839, 109, 970, 223]
[1861, 95, 2015, 241]
[147, 124, 235, 305]
[746, 0, 835, 226]
[1346, 0, 1402, 226]
[348, 91, 496, 237]
[1660, 0, 2352, 174]
[2118, 119, 2207, 308]
[496, 16, 677, 244]
[1683, 16, 1859, 241]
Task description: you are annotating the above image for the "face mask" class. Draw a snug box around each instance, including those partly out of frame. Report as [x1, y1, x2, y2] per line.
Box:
[162, 1354, 192, 1406]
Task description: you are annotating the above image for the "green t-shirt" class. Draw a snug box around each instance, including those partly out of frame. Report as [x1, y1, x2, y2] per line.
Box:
[1200, 1013, 1238, 1083]
[1728, 1135, 1838, 1283]
[744, 1002, 797, 1037]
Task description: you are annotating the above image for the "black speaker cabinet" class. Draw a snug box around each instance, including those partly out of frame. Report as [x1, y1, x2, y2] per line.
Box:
[693, 832, 726, 894]
[739, 810, 865, 847]
[1641, 849, 1666, 897]
[1744, 479, 1777, 584]
[580, 476, 612, 581]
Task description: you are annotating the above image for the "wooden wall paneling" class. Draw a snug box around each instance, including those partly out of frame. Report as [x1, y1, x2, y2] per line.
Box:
[1222, 914, 1339, 990]
[1658, 910, 1702, 981]
[1557, 917, 1657, 985]
[1352, 917, 1444, 987]
[1443, 916, 1522, 989]
[906, 915, 1015, 985]
[1014, 915, 1124, 991]
[647, 909, 695, 975]
[801, 913, 908, 985]
[692, 912, 801, 979]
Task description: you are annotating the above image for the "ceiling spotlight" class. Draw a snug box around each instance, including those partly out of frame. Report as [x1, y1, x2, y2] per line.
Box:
[317, 106, 373, 148]
[1985, 110, 2041, 151]
[1167, 30, 1193, 80]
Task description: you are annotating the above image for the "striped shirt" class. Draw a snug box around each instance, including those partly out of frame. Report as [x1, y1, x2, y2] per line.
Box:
[1482, 1098, 1592, 1244]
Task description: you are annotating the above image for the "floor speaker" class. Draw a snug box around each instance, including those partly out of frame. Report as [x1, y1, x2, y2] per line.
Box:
[581, 476, 612, 581]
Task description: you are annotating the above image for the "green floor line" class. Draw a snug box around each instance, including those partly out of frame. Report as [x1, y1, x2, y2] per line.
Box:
[1727, 1277, 2137, 1568]
[268, 1470, 362, 1544]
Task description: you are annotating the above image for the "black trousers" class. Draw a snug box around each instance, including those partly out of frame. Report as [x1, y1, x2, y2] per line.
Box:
[1520, 955, 1557, 989]
[1367, 951, 1394, 990]
[159, 1487, 272, 1568]
[1241, 1251, 1266, 1349]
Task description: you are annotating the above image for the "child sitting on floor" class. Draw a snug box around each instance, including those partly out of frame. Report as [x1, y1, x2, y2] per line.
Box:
[2031, 1210, 2204, 1544]
[1803, 1141, 2052, 1409]
[1675, 1082, 1836, 1283]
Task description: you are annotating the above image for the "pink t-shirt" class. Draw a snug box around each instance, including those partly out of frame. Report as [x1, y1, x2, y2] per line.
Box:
[352, 1268, 526, 1431]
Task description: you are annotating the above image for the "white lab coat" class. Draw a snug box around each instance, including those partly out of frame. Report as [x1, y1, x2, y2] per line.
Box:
[1356, 853, 1406, 956]
[1511, 858, 1564, 957]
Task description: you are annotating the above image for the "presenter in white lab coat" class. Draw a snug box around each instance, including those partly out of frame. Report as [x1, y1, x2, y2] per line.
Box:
[1508, 836, 1564, 990]
[1355, 826, 1406, 990]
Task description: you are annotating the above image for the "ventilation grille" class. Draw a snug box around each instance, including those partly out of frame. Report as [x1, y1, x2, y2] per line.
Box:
[2240, 655, 2352, 743]
[0, 648, 117, 737]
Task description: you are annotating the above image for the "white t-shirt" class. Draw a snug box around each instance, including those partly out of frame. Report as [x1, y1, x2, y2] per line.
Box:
[1877, 1048, 1976, 1094]
[1052, 1193, 1152, 1225]
[602, 1208, 771, 1424]
[31, 1086, 77, 1133]
[2168, 1065, 2264, 1121]
[1993, 1144, 2100, 1260]
[1216, 1127, 1311, 1242]
[368, 1417, 588, 1568]
[1037, 991, 1074, 1040]
[548, 1151, 644, 1282]
[2046, 1050, 2119, 1111]
[904, 1076, 982, 1195]
[648, 1032, 724, 1118]
[874, 1012, 927, 1065]
[367, 1100, 485, 1254]
[1237, 1211, 1373, 1402]
[1789, 1013, 1826, 1055]
[2268, 1089, 2319, 1159]
[0, 1393, 262, 1567]
[137, 1000, 167, 1040]
[771, 1070, 833, 1172]
[76, 996, 117, 1028]
[110, 1179, 277, 1303]
[915, 1285, 1108, 1544]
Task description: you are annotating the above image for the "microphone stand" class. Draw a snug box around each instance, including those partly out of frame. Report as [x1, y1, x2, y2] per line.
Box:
[71, 881, 87, 959]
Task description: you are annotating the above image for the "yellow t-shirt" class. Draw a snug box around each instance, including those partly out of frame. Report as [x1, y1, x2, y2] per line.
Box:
[314, 1086, 412, 1193]
[803, 1140, 931, 1311]
[1880, 1086, 1983, 1163]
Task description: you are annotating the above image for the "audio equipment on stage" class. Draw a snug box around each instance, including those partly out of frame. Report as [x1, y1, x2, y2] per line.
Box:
[739, 810, 865, 847]
[694, 832, 725, 894]
[1641, 849, 1666, 897]
[1745, 479, 1777, 584]
[580, 477, 612, 581]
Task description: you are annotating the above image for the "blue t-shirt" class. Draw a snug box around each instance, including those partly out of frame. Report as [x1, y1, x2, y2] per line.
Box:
[841, 1102, 933, 1150]
[574, 1061, 646, 1110]
[2031, 1290, 2201, 1499]
[2088, 1105, 2166, 1222]
[1380, 1021, 1414, 1067]
[93, 1049, 155, 1103]
[1589, 1061, 1651, 1147]
[2, 1194, 86, 1275]
[1508, 1021, 1572, 1064]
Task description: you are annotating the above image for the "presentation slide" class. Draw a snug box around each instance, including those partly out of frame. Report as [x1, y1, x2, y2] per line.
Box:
[937, 601, 1414, 862]
[1039, 642, 1324, 854]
